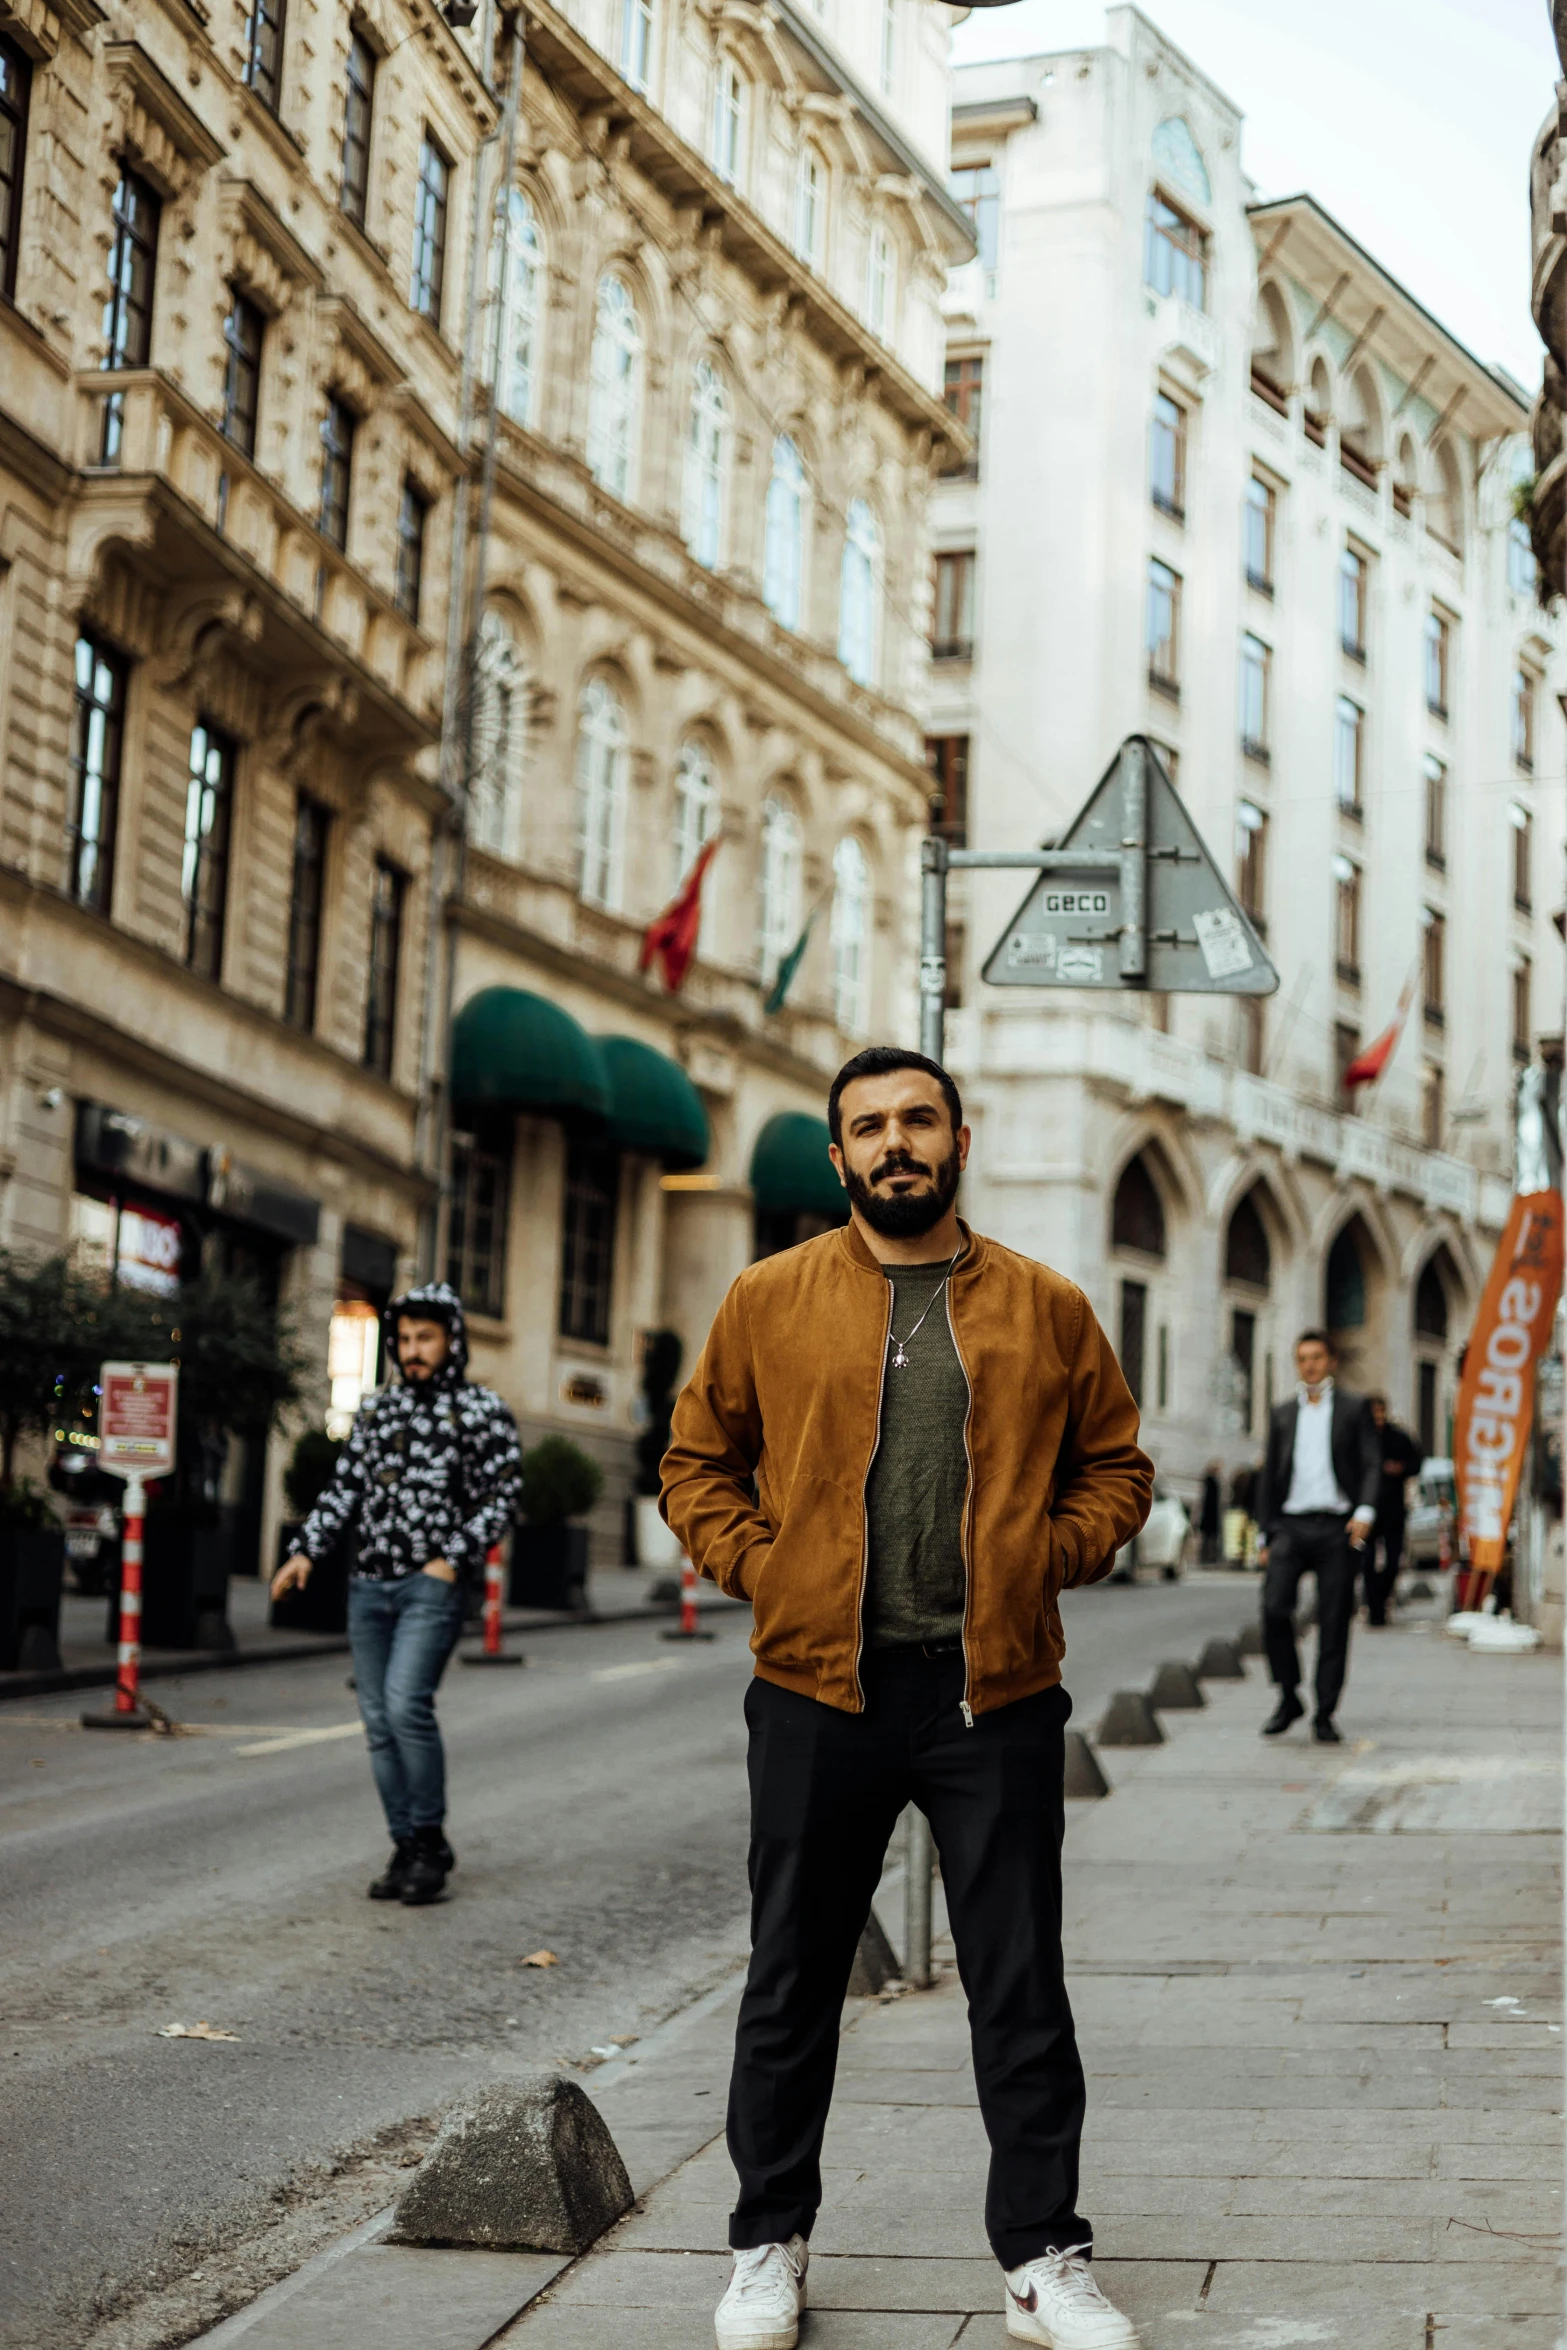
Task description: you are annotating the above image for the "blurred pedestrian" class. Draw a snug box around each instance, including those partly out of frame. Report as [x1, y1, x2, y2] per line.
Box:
[1198, 1463, 1222, 1565]
[1361, 1396, 1421, 1627]
[271, 1283, 521, 1904]
[1254, 1331, 1379, 1744]
[663, 1046, 1152, 2350]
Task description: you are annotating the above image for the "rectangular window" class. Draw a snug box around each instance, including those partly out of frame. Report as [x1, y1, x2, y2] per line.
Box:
[243, 0, 287, 109]
[559, 1138, 619, 1347]
[318, 395, 354, 549]
[1334, 855, 1361, 985]
[1423, 754, 1446, 870]
[284, 794, 329, 1030]
[931, 550, 975, 660]
[221, 290, 264, 459]
[1150, 390, 1186, 521]
[1239, 633, 1270, 760]
[1513, 667, 1536, 772]
[101, 167, 160, 461]
[1512, 799, 1533, 912]
[182, 720, 234, 980]
[925, 733, 969, 846]
[1339, 546, 1367, 660]
[340, 30, 375, 227]
[66, 634, 127, 913]
[1236, 800, 1267, 928]
[879, 0, 897, 94]
[711, 58, 743, 185]
[1513, 959, 1532, 1064]
[1422, 1063, 1444, 1152]
[620, 0, 653, 92]
[942, 353, 983, 479]
[447, 1127, 509, 1319]
[1118, 1278, 1147, 1409]
[1422, 908, 1445, 1027]
[362, 857, 404, 1077]
[950, 161, 999, 274]
[1244, 473, 1275, 592]
[1334, 696, 1363, 817]
[1424, 608, 1450, 718]
[394, 477, 428, 623]
[0, 33, 30, 303]
[1144, 189, 1207, 310]
[409, 131, 449, 323]
[1147, 558, 1181, 697]
[1231, 1307, 1256, 1436]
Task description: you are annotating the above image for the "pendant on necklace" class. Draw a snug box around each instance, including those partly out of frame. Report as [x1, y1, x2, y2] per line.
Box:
[891, 1346, 909, 1369]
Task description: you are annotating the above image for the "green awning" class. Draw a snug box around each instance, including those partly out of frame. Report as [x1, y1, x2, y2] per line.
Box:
[749, 1112, 847, 1222]
[600, 1036, 710, 1172]
[450, 988, 611, 1124]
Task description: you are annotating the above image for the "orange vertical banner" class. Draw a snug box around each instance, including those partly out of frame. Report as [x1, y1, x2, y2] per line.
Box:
[1453, 1189, 1564, 1573]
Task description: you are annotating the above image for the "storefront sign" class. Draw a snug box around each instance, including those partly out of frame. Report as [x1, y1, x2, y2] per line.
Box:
[99, 1362, 179, 1481]
[116, 1203, 185, 1295]
[1453, 1190, 1564, 1572]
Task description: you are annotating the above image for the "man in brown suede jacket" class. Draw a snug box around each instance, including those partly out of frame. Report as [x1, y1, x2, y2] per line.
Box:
[662, 1047, 1153, 2350]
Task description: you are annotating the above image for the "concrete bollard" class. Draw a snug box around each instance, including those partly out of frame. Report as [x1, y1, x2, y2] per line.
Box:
[1195, 1636, 1245, 1680]
[1237, 1621, 1264, 1657]
[390, 2076, 634, 2253]
[1096, 1690, 1164, 1746]
[1407, 1576, 1435, 1601]
[848, 1908, 902, 1996]
[1063, 1729, 1111, 1798]
[1148, 1659, 1205, 1710]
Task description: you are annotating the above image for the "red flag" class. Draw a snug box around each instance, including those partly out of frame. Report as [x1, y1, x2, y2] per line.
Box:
[639, 837, 720, 994]
[1342, 977, 1415, 1089]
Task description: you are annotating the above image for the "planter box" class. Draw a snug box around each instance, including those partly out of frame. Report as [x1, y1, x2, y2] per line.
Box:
[0, 1526, 65, 1672]
[268, 1521, 350, 1635]
[105, 1514, 233, 1653]
[510, 1523, 590, 1612]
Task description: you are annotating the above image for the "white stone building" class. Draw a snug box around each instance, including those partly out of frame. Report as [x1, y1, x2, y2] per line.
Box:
[929, 5, 1565, 1496]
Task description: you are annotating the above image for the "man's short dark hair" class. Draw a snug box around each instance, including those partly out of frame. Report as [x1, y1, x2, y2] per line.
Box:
[1295, 1328, 1335, 1355]
[827, 1047, 963, 1147]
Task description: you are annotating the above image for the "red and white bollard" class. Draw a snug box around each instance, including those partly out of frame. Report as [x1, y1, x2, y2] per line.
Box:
[83, 1474, 152, 1729]
[660, 1553, 715, 1642]
[461, 1540, 525, 1667]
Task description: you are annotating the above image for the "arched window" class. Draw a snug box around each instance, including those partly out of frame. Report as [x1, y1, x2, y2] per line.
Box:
[1428, 440, 1464, 556]
[486, 188, 542, 427]
[1224, 1187, 1271, 1289]
[758, 792, 803, 980]
[837, 497, 881, 687]
[672, 737, 720, 887]
[1111, 1154, 1166, 1258]
[1415, 1256, 1450, 1340]
[574, 676, 627, 909]
[1325, 1222, 1367, 1330]
[1249, 282, 1293, 412]
[712, 55, 745, 186]
[1151, 115, 1211, 207]
[1340, 367, 1381, 485]
[763, 434, 807, 630]
[586, 274, 643, 503]
[865, 225, 894, 339]
[795, 145, 824, 267]
[1393, 433, 1419, 520]
[470, 609, 526, 860]
[831, 835, 872, 1033]
[682, 357, 729, 570]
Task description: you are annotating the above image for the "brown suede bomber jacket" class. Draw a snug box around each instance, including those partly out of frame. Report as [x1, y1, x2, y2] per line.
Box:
[659, 1219, 1154, 1718]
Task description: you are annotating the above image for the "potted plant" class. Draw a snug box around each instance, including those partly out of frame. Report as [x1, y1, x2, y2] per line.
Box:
[511, 1434, 603, 1611]
[0, 1249, 108, 1674]
[269, 1427, 348, 1634]
[633, 1328, 684, 1584]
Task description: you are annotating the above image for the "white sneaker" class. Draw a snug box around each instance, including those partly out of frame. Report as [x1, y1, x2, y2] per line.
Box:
[1004, 2244, 1140, 2348]
[715, 2235, 808, 2350]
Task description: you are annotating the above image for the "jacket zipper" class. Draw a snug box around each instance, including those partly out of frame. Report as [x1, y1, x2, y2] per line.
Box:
[853, 1276, 895, 1712]
[945, 1283, 977, 1727]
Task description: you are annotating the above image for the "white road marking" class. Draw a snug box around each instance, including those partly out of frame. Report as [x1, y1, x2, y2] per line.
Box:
[234, 1723, 365, 1757]
[589, 1659, 684, 1684]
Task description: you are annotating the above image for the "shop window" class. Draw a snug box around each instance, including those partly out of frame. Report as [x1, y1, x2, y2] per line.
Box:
[284, 793, 329, 1030]
[363, 857, 404, 1077]
[183, 719, 235, 980]
[559, 1138, 619, 1347]
[1119, 1278, 1147, 1407]
[447, 1125, 510, 1319]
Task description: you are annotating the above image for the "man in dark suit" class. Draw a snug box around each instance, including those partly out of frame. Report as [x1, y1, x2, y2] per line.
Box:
[1361, 1396, 1423, 1626]
[1254, 1330, 1381, 1744]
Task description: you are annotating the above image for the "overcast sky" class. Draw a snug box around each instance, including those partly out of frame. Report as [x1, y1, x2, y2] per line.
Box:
[949, 0, 1557, 388]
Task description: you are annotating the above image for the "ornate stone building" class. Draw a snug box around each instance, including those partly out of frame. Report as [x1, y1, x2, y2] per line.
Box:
[0, 0, 968, 1569]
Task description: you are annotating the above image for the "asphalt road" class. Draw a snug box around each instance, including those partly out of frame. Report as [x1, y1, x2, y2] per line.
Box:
[0, 1569, 1260, 2350]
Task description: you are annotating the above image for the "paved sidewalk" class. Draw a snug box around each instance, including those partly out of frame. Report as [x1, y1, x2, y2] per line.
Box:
[189, 1597, 1563, 2350]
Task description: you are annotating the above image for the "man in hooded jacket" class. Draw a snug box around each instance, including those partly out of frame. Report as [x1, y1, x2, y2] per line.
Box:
[272, 1282, 523, 1904]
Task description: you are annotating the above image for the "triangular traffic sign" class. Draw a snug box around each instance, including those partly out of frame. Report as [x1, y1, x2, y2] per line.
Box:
[981, 737, 1278, 995]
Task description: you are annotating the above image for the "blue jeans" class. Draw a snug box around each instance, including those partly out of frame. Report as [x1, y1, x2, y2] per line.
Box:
[347, 1572, 465, 1839]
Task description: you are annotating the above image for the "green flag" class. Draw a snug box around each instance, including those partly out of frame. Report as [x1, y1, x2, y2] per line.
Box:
[764, 912, 815, 1015]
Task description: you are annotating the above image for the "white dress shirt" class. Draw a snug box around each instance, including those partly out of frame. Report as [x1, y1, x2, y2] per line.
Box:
[1282, 1381, 1374, 1526]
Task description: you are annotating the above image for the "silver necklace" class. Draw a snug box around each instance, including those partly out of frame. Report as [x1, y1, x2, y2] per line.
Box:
[887, 1245, 964, 1370]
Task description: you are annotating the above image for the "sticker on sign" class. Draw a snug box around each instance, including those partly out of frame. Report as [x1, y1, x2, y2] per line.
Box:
[99, 1362, 179, 1481]
[1192, 907, 1254, 980]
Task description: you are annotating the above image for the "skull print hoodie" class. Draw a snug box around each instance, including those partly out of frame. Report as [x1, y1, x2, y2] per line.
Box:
[297, 1282, 524, 1585]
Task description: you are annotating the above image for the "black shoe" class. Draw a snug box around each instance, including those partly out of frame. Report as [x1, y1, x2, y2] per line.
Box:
[1262, 1693, 1305, 1737]
[369, 1837, 416, 1901]
[400, 1826, 454, 1905]
[1313, 1717, 1342, 1744]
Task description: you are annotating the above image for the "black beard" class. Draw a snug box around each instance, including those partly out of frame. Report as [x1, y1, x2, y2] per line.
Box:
[844, 1141, 962, 1238]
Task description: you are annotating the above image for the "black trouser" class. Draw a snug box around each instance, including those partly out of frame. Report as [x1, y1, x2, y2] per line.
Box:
[1361, 1507, 1404, 1625]
[727, 1648, 1088, 2270]
[1262, 1513, 1358, 1719]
